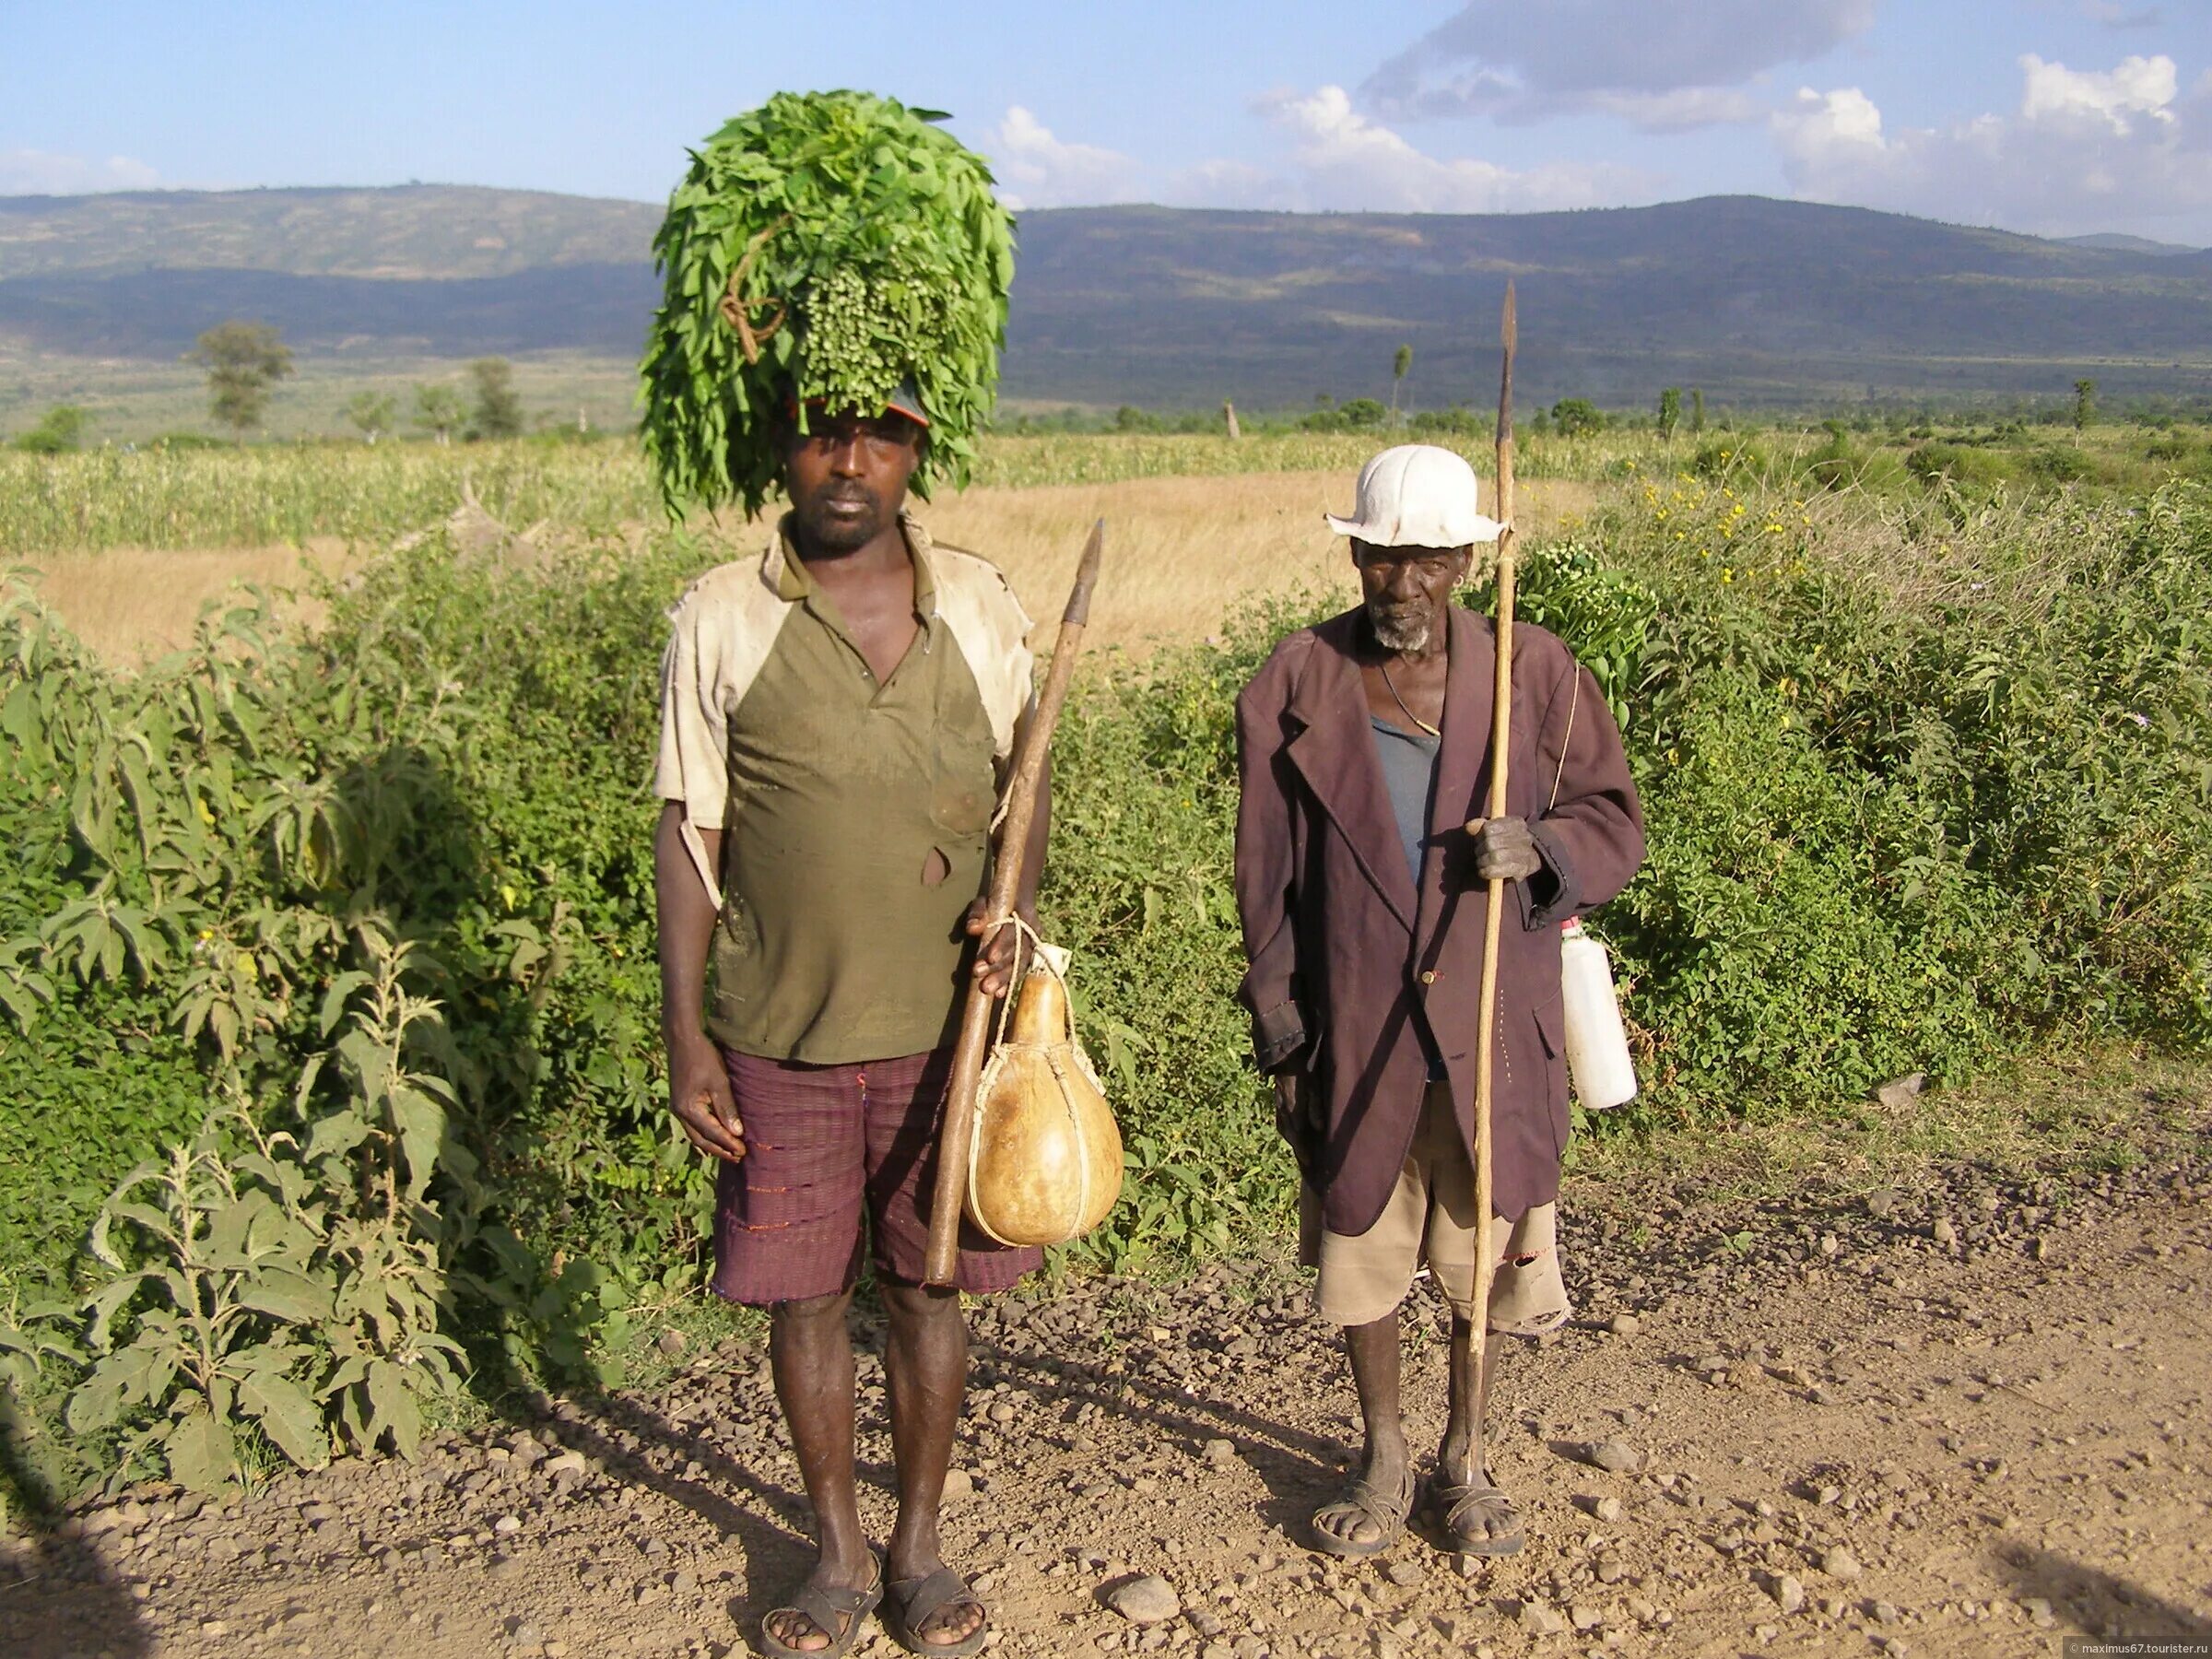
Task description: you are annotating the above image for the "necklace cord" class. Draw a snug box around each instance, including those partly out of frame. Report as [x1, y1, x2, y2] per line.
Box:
[1377, 657, 1442, 738]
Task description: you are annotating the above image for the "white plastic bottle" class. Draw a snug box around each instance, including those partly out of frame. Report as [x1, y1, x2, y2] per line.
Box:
[1560, 917, 1637, 1110]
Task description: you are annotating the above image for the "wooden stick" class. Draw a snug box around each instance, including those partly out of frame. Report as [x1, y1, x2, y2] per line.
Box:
[1467, 282, 1518, 1421]
[922, 521, 1104, 1285]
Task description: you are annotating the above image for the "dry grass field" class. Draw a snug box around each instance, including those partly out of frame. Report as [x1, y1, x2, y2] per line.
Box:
[25, 469, 1598, 663]
[21, 538, 364, 662]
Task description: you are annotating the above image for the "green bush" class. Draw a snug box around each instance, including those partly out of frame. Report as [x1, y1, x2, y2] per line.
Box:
[2021, 444, 2096, 485]
[1906, 441, 2012, 490]
[6, 479, 2210, 1498]
[14, 406, 88, 455]
[1551, 398, 1606, 437]
[1690, 438, 1771, 479]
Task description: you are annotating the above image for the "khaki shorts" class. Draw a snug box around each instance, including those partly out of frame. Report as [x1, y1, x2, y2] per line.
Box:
[1300, 1080, 1571, 1334]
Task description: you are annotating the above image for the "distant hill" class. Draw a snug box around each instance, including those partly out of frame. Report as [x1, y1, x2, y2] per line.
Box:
[2062, 232, 2200, 258]
[0, 185, 659, 279]
[4, 185, 2211, 410]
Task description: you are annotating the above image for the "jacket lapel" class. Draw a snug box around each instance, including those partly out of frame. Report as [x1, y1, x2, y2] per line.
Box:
[1417, 607, 1495, 959]
[1285, 615, 1418, 934]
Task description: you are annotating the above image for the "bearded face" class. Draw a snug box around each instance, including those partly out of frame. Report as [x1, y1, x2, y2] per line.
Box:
[1354, 541, 1470, 655]
[1366, 590, 1434, 652]
[781, 409, 924, 555]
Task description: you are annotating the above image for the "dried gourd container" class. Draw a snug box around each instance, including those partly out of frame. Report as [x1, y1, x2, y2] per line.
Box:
[964, 944, 1123, 1247]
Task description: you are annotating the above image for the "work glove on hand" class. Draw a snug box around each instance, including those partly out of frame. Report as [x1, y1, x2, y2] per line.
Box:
[1473, 816, 1543, 881]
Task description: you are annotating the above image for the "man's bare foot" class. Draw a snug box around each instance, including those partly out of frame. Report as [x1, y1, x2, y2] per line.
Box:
[1311, 1446, 1415, 1555]
[762, 1550, 882, 1656]
[1426, 1467, 1526, 1557]
[887, 1555, 987, 1655]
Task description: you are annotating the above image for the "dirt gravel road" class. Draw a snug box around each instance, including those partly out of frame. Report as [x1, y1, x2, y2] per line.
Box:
[8, 1136, 2210, 1659]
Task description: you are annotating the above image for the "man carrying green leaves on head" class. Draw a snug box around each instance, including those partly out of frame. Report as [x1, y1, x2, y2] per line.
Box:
[642, 94, 1036, 1659]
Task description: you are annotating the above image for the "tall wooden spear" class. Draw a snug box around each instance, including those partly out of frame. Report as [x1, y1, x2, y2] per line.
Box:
[1465, 282, 1518, 1428]
[923, 521, 1105, 1286]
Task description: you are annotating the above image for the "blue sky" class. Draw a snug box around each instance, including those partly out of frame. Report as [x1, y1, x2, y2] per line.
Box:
[5, 1, 2211, 241]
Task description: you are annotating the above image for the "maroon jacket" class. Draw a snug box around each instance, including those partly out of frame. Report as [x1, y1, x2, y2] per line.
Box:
[1233, 605, 1644, 1234]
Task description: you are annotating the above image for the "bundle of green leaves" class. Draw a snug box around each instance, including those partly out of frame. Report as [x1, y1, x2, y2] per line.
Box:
[639, 89, 1017, 516]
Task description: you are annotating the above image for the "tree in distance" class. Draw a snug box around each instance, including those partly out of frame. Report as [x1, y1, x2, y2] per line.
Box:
[467, 358, 524, 440]
[190, 321, 292, 437]
[1658, 387, 1682, 441]
[1301, 396, 1388, 432]
[1550, 397, 1606, 437]
[1391, 344, 1413, 424]
[1690, 388, 1707, 434]
[345, 391, 397, 445]
[14, 404, 89, 454]
[414, 384, 465, 446]
[2074, 377, 2098, 445]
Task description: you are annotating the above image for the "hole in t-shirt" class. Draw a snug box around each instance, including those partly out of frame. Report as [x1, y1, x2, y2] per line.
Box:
[921, 846, 951, 887]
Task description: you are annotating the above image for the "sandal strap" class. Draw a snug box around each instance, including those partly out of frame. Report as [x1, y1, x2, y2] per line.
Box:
[778, 1562, 883, 1648]
[1318, 1466, 1416, 1531]
[892, 1565, 981, 1634]
[1433, 1479, 1520, 1535]
[1348, 1470, 1416, 1525]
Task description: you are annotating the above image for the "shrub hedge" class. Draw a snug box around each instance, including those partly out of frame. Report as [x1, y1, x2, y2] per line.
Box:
[4, 477, 2208, 1494]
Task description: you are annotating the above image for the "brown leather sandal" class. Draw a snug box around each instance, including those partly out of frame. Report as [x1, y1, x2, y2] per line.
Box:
[1310, 1464, 1416, 1557]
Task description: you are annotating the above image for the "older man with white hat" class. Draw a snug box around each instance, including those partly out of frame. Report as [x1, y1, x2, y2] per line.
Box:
[1232, 444, 1645, 1560]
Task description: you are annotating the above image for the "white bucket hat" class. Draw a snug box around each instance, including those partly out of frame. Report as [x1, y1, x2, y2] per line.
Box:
[1324, 443, 1503, 547]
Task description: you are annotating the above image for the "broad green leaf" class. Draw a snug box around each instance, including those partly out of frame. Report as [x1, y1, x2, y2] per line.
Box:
[81, 1272, 153, 1350]
[365, 1359, 421, 1460]
[235, 1267, 335, 1325]
[65, 1352, 133, 1431]
[305, 1110, 372, 1164]
[317, 971, 371, 1037]
[390, 1085, 445, 1203]
[164, 1406, 238, 1493]
[239, 1371, 330, 1471]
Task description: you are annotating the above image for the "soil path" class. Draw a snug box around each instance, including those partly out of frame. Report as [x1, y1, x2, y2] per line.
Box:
[9, 1149, 2210, 1659]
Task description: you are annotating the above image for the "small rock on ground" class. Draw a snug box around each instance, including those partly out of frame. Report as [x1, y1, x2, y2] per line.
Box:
[1583, 1439, 1642, 1473]
[1104, 1575, 1180, 1626]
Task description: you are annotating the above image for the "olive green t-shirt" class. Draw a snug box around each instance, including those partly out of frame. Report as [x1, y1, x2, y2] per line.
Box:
[653, 517, 1035, 1065]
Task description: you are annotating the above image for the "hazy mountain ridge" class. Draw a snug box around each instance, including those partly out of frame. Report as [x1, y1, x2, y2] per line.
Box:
[0, 185, 661, 281]
[3, 186, 2209, 409]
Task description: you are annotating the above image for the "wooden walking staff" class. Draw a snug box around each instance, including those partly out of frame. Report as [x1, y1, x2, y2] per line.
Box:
[923, 521, 1105, 1286]
[1465, 282, 1519, 1422]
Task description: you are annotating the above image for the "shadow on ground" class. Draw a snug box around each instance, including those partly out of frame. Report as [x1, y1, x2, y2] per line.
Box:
[0, 1532, 154, 1659]
[1990, 1542, 2212, 1643]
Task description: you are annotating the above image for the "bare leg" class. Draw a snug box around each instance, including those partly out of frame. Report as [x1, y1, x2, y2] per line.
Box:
[880, 1280, 983, 1650]
[1312, 1312, 1415, 1549]
[1433, 1315, 1523, 1551]
[765, 1290, 875, 1653]
[1437, 1316, 1505, 1484]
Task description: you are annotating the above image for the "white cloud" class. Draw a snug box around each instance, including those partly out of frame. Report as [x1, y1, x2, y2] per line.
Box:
[0, 148, 160, 195]
[987, 107, 1139, 211]
[1774, 86, 1889, 161]
[984, 91, 1655, 217]
[1364, 0, 1874, 130]
[1181, 85, 1658, 214]
[1774, 54, 2212, 239]
[1166, 157, 1293, 211]
[2019, 52, 2176, 133]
